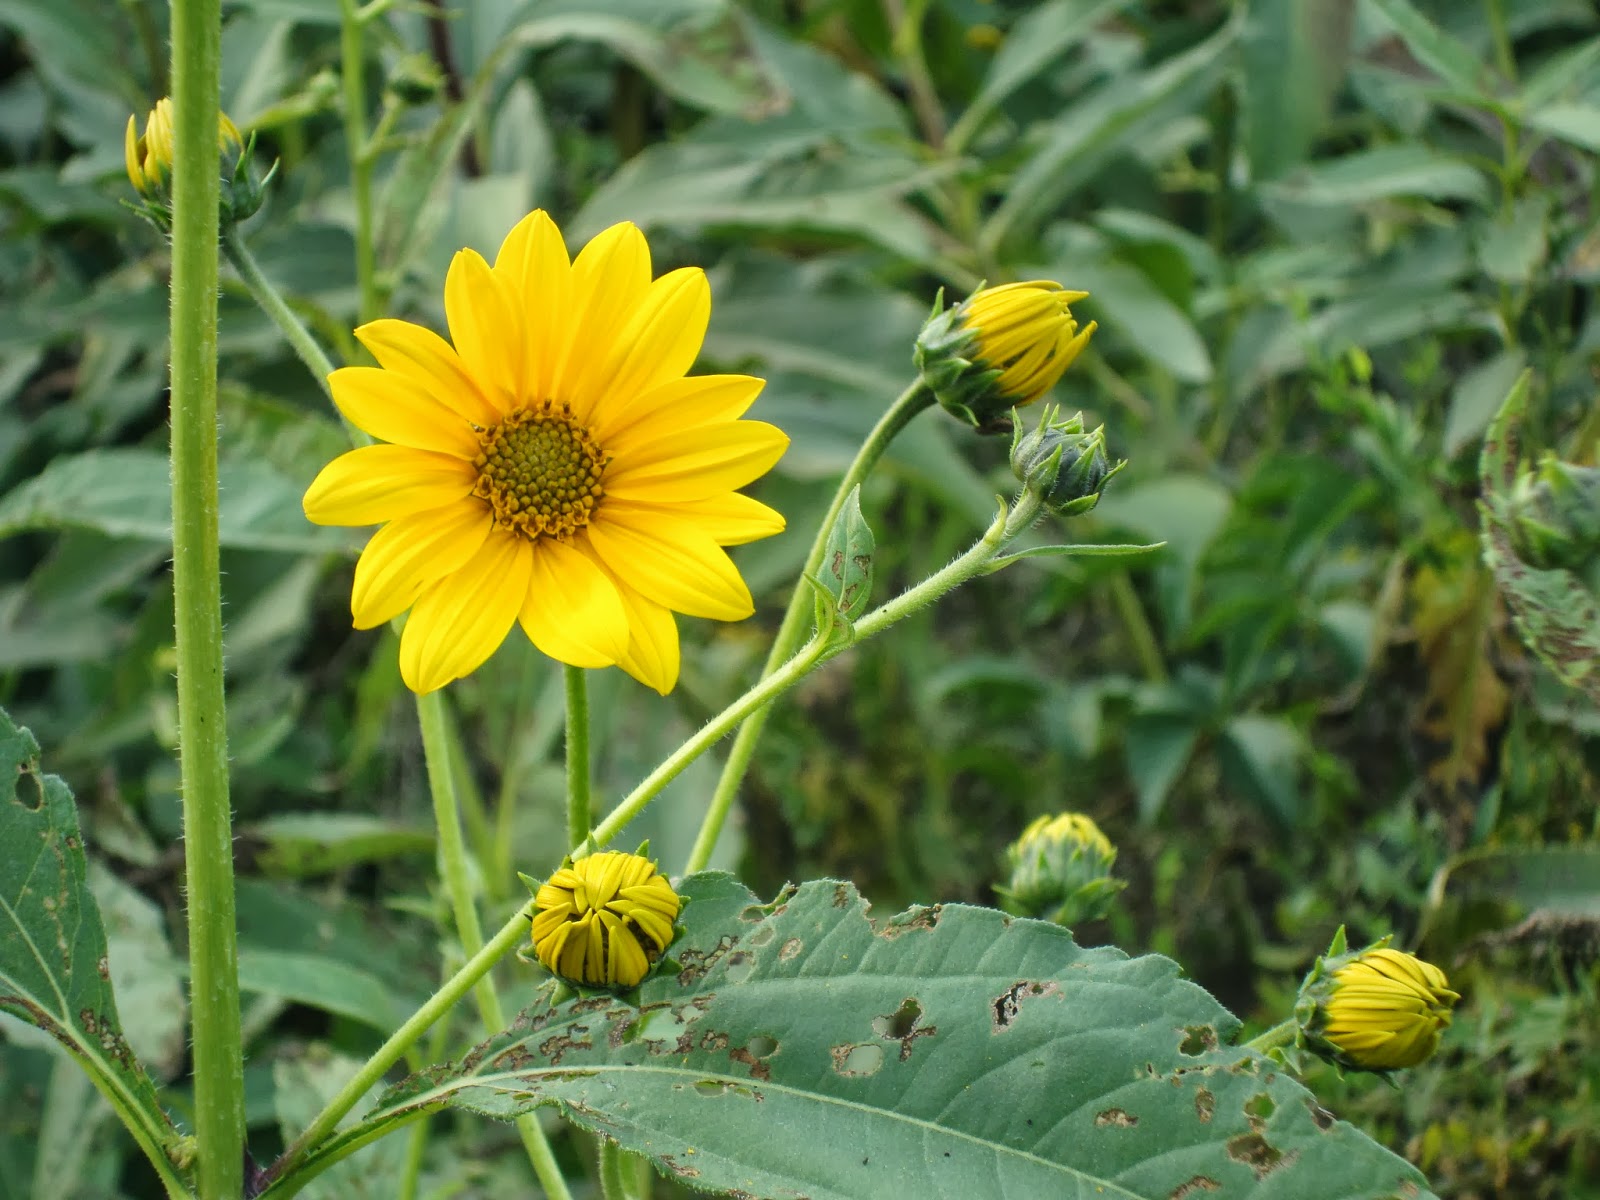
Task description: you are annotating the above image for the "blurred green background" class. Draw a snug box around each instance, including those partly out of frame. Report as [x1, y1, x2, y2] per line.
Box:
[3, 0, 1599, 1196]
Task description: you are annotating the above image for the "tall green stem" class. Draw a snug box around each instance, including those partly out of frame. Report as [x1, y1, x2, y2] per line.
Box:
[599, 1141, 633, 1200]
[1243, 1018, 1299, 1055]
[414, 692, 574, 1200]
[170, 3, 246, 1197]
[565, 665, 591, 850]
[686, 381, 933, 872]
[339, 0, 379, 324]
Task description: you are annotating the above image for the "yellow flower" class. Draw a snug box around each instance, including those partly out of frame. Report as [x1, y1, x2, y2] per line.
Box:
[124, 97, 243, 197]
[531, 852, 682, 989]
[1298, 939, 1459, 1072]
[915, 280, 1097, 433]
[302, 211, 788, 694]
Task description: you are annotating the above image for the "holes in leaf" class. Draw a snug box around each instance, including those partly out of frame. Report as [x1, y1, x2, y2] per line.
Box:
[872, 997, 936, 1062]
[1227, 1132, 1292, 1179]
[1244, 1093, 1276, 1123]
[1179, 1025, 1217, 1055]
[1169, 1177, 1221, 1198]
[830, 1042, 884, 1077]
[1194, 1088, 1215, 1123]
[779, 938, 803, 962]
[1094, 1108, 1138, 1128]
[724, 950, 755, 983]
[749, 925, 776, 947]
[1306, 1099, 1336, 1131]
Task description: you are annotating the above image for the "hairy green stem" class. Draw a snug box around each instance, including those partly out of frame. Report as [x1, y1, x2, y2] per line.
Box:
[596, 489, 1041, 862]
[565, 665, 592, 850]
[269, 901, 532, 1188]
[415, 692, 574, 1200]
[222, 234, 337, 396]
[339, 0, 379, 324]
[170, 3, 246, 1196]
[599, 1141, 633, 1200]
[1106, 572, 1168, 685]
[686, 380, 933, 872]
[1242, 1019, 1299, 1055]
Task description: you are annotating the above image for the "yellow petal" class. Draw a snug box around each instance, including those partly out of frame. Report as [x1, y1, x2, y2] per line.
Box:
[517, 537, 630, 668]
[350, 502, 491, 629]
[591, 374, 765, 449]
[444, 248, 523, 412]
[493, 209, 572, 402]
[329, 367, 480, 457]
[355, 319, 502, 427]
[554, 222, 652, 421]
[612, 583, 679, 695]
[303, 445, 475, 527]
[602, 493, 785, 547]
[605, 421, 789, 503]
[124, 115, 141, 190]
[587, 512, 753, 621]
[398, 531, 532, 693]
[567, 267, 708, 422]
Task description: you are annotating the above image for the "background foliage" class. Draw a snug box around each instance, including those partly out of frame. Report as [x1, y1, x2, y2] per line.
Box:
[1, 0, 1598, 1196]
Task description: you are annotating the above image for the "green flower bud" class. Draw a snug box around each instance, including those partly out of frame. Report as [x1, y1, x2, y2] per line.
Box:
[914, 281, 1096, 434]
[1293, 927, 1458, 1073]
[997, 812, 1124, 926]
[387, 53, 448, 106]
[1010, 404, 1123, 516]
[1507, 452, 1600, 575]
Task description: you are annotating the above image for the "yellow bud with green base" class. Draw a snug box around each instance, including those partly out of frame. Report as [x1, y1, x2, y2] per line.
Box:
[997, 812, 1124, 926]
[125, 97, 268, 231]
[915, 281, 1096, 434]
[530, 851, 683, 990]
[1294, 926, 1459, 1073]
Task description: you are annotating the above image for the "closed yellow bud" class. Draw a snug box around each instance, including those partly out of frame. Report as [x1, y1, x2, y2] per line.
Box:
[530, 852, 682, 989]
[1297, 932, 1459, 1072]
[125, 98, 242, 198]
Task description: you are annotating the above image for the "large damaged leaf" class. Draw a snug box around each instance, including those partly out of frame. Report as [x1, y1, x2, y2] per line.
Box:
[294, 874, 1434, 1200]
[0, 708, 181, 1184]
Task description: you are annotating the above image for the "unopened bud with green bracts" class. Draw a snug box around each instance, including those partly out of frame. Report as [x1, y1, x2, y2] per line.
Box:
[914, 281, 1096, 434]
[997, 812, 1124, 927]
[1010, 404, 1123, 516]
[125, 97, 271, 231]
[1506, 452, 1600, 583]
[1293, 927, 1458, 1073]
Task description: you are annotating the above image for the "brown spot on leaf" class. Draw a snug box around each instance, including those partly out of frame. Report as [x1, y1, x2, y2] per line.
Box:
[1169, 1177, 1220, 1198]
[1306, 1099, 1336, 1131]
[538, 1025, 592, 1066]
[676, 935, 737, 987]
[1227, 1133, 1296, 1179]
[1194, 1088, 1215, 1123]
[779, 938, 803, 961]
[832, 883, 851, 908]
[872, 905, 942, 939]
[1095, 1108, 1138, 1128]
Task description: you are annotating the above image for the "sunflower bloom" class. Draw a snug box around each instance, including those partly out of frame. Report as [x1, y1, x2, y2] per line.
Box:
[531, 852, 682, 989]
[915, 280, 1096, 433]
[303, 211, 788, 694]
[1296, 933, 1459, 1072]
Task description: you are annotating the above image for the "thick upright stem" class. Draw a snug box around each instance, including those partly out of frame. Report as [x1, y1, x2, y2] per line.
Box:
[686, 381, 932, 872]
[565, 665, 591, 850]
[170, 3, 245, 1196]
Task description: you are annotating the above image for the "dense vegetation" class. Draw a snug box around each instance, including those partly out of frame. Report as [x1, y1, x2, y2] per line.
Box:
[2, 0, 1598, 1197]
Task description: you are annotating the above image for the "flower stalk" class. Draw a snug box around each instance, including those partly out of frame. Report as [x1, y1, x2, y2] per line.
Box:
[168, 2, 247, 1197]
[686, 379, 933, 872]
[566, 665, 592, 850]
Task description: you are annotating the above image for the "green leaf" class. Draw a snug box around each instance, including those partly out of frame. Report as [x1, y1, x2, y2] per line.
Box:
[0, 449, 351, 554]
[949, 0, 1132, 152]
[1475, 196, 1548, 284]
[1239, 0, 1354, 180]
[1259, 144, 1489, 207]
[302, 876, 1434, 1200]
[0, 708, 179, 1183]
[244, 813, 435, 879]
[1426, 845, 1600, 937]
[1478, 372, 1600, 702]
[1124, 712, 1202, 821]
[1365, 0, 1490, 96]
[1218, 714, 1302, 828]
[1527, 102, 1600, 152]
[988, 541, 1166, 571]
[1445, 348, 1526, 459]
[274, 1051, 404, 1200]
[982, 20, 1237, 255]
[817, 485, 875, 622]
[237, 951, 421, 1033]
[1095, 474, 1233, 635]
[1061, 256, 1213, 382]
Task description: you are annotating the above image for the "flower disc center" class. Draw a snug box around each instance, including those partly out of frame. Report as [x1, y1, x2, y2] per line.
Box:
[473, 401, 606, 540]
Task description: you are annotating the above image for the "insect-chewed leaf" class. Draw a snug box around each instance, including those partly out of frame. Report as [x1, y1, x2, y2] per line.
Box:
[0, 707, 177, 1168]
[340, 874, 1434, 1200]
[818, 484, 875, 623]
